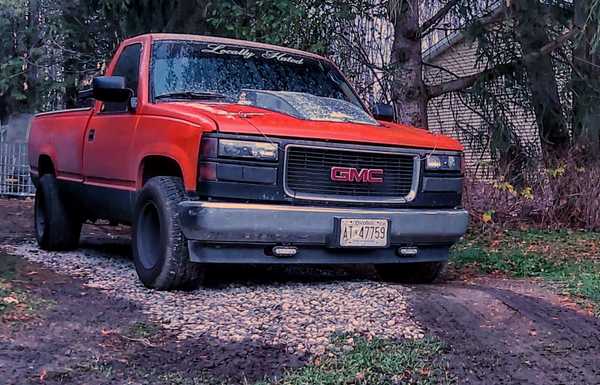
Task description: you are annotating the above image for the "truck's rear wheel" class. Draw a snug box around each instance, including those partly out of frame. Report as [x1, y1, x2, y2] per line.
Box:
[132, 176, 203, 290]
[34, 174, 82, 250]
[375, 262, 446, 284]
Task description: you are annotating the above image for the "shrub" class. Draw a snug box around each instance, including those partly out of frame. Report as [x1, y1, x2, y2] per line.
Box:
[464, 154, 600, 231]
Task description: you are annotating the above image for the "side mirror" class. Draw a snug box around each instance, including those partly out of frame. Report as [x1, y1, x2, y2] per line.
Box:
[75, 88, 93, 108]
[92, 76, 133, 103]
[372, 103, 395, 122]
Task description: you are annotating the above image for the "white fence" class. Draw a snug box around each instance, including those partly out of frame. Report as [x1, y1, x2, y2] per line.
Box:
[0, 143, 35, 197]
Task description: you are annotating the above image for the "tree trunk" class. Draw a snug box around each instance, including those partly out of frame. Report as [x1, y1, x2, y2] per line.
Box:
[509, 0, 570, 161]
[25, 0, 41, 111]
[389, 0, 428, 128]
[572, 0, 600, 157]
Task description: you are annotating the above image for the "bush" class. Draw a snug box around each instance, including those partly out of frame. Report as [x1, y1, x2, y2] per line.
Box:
[465, 154, 600, 231]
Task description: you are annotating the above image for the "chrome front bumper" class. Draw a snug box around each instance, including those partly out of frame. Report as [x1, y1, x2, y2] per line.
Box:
[178, 202, 469, 264]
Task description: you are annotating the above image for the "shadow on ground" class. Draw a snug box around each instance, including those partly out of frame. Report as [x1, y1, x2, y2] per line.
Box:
[0, 253, 307, 385]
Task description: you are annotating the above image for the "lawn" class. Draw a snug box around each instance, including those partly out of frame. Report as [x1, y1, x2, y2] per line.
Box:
[266, 335, 455, 385]
[451, 229, 600, 314]
[149, 335, 456, 385]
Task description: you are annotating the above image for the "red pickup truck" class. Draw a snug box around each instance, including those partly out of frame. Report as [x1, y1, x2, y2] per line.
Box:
[28, 34, 468, 290]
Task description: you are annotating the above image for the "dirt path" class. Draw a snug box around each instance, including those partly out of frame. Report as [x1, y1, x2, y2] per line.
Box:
[412, 280, 600, 384]
[1, 198, 600, 384]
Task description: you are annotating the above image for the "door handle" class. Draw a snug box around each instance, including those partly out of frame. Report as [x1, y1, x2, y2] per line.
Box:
[88, 129, 96, 142]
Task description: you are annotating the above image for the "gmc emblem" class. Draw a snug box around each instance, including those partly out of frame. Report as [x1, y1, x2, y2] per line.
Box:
[330, 167, 384, 183]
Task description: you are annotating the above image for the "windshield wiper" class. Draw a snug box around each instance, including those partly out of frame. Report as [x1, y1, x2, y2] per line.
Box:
[155, 91, 230, 101]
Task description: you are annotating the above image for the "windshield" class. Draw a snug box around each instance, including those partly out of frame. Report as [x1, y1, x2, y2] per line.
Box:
[150, 41, 372, 122]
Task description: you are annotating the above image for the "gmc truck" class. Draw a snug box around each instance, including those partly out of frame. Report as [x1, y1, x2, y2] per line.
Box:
[28, 34, 469, 290]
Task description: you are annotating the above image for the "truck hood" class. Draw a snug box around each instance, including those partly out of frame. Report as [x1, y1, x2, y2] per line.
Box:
[144, 102, 463, 152]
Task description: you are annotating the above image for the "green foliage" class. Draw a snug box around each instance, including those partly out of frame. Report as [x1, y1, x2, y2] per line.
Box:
[209, 0, 361, 54]
[268, 335, 455, 385]
[0, 0, 29, 118]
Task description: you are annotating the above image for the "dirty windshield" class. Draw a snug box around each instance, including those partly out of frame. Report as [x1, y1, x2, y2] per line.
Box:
[151, 41, 377, 125]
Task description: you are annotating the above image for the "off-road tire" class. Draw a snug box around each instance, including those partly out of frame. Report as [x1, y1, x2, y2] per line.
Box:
[34, 174, 82, 250]
[375, 262, 447, 284]
[132, 176, 203, 290]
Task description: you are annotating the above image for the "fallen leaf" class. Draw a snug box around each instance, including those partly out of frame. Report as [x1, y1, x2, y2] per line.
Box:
[3, 296, 19, 305]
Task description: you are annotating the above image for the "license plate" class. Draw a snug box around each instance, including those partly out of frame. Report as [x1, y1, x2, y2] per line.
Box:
[339, 219, 389, 247]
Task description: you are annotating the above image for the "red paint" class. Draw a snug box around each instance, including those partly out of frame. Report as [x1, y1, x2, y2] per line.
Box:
[29, 34, 463, 195]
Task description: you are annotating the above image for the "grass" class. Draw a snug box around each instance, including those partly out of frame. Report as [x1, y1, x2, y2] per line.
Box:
[126, 321, 161, 339]
[0, 252, 53, 319]
[451, 229, 600, 314]
[129, 335, 454, 385]
[263, 335, 455, 385]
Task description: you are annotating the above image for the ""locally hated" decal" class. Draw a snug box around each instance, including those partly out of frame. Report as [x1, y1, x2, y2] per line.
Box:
[201, 44, 305, 65]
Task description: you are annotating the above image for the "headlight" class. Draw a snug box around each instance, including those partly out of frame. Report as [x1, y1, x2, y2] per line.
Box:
[218, 139, 278, 161]
[425, 154, 461, 171]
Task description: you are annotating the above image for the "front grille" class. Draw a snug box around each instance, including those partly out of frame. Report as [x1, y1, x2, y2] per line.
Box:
[284, 145, 417, 202]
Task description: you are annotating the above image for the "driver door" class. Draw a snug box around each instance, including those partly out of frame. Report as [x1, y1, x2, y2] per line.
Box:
[82, 43, 143, 220]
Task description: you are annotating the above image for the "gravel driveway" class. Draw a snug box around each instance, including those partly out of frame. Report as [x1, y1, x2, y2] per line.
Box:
[3, 199, 600, 385]
[7, 241, 423, 357]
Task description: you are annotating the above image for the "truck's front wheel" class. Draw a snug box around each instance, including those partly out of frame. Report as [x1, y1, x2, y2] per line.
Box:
[35, 174, 82, 250]
[375, 262, 446, 284]
[132, 176, 203, 290]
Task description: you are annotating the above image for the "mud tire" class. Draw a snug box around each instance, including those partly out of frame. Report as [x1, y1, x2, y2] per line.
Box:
[132, 176, 203, 290]
[34, 174, 82, 251]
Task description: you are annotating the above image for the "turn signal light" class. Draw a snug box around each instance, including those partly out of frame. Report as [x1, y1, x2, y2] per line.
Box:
[397, 247, 418, 257]
[272, 246, 298, 257]
[198, 162, 217, 181]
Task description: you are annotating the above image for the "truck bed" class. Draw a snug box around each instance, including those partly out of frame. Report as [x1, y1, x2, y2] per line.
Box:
[29, 108, 93, 181]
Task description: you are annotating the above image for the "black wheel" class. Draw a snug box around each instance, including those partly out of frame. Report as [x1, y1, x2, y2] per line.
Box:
[375, 262, 446, 284]
[34, 174, 82, 250]
[132, 176, 203, 290]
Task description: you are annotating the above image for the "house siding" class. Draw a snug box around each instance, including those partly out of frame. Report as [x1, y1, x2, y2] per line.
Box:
[424, 36, 541, 178]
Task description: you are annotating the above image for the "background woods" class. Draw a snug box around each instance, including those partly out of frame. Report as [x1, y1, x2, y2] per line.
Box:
[1, 0, 600, 228]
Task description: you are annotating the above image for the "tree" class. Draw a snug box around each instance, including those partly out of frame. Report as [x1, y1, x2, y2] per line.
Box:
[397, 0, 578, 166]
[509, 0, 570, 159]
[572, 0, 600, 157]
[389, 0, 427, 127]
[0, 0, 29, 123]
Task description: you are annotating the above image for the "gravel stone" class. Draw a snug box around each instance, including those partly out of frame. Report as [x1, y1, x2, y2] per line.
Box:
[7, 243, 424, 355]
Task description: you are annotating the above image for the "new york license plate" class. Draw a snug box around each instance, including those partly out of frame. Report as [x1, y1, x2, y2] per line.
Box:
[339, 219, 389, 247]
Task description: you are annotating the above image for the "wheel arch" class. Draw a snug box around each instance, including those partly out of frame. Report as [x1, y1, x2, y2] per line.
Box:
[38, 154, 56, 176]
[138, 155, 186, 189]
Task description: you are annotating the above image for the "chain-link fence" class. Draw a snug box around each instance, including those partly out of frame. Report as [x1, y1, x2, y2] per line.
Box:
[0, 143, 35, 197]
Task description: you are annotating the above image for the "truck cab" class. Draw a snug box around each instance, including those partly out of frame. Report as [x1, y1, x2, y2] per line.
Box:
[29, 34, 468, 290]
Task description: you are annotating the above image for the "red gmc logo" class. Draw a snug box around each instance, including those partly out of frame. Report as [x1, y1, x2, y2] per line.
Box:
[330, 167, 384, 183]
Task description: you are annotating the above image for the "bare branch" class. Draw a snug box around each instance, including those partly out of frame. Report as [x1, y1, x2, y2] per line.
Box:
[418, 0, 461, 37]
[427, 27, 579, 98]
[422, 61, 461, 79]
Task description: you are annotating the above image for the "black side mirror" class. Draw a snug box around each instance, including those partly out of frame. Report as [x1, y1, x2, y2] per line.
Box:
[75, 88, 93, 108]
[92, 76, 133, 103]
[372, 103, 395, 122]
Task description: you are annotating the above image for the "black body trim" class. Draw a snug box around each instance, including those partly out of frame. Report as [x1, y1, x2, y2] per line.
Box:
[56, 179, 135, 224]
[198, 133, 463, 208]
